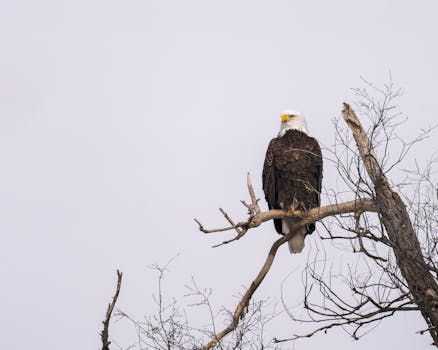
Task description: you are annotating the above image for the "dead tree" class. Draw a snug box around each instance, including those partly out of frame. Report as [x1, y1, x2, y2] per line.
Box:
[100, 81, 437, 349]
[195, 82, 437, 348]
[343, 103, 438, 343]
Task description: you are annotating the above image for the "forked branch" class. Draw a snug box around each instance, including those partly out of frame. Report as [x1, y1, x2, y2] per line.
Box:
[201, 198, 376, 349]
[195, 173, 376, 248]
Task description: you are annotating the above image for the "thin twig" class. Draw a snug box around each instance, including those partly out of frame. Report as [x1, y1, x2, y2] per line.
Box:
[247, 172, 261, 214]
[219, 208, 243, 234]
[209, 208, 250, 247]
[212, 228, 249, 248]
[194, 218, 245, 234]
[355, 211, 387, 262]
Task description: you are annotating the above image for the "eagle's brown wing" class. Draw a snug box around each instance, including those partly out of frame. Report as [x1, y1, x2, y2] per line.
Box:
[262, 138, 283, 234]
[262, 131, 323, 236]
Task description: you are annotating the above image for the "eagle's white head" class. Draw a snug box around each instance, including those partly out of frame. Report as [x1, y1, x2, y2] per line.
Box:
[278, 110, 308, 137]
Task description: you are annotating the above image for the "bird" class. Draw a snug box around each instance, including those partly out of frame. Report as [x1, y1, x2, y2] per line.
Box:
[262, 110, 323, 253]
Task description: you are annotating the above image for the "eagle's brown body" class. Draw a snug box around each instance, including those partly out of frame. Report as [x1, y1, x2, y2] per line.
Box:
[262, 129, 323, 249]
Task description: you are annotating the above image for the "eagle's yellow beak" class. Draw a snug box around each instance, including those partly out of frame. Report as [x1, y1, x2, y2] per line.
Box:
[281, 114, 292, 123]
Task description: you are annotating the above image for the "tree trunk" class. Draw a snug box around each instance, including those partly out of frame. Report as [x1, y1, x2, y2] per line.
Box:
[342, 103, 438, 346]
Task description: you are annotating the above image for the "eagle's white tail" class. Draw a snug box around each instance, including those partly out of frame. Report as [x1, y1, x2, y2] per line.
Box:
[288, 228, 305, 254]
[282, 219, 306, 254]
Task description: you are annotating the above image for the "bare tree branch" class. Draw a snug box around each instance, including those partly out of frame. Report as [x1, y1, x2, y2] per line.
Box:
[101, 270, 123, 350]
[202, 198, 377, 349]
[195, 180, 376, 248]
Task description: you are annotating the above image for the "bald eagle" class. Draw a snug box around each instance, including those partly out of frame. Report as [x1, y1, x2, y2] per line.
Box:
[262, 111, 323, 253]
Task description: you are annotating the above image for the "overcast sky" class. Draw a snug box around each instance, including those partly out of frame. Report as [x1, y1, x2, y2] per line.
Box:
[1, 1, 437, 349]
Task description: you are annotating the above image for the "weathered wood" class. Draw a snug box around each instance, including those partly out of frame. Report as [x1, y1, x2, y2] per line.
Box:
[342, 103, 438, 346]
[101, 270, 123, 350]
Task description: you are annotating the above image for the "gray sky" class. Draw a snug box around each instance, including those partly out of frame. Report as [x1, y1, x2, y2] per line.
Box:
[1, 1, 437, 349]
